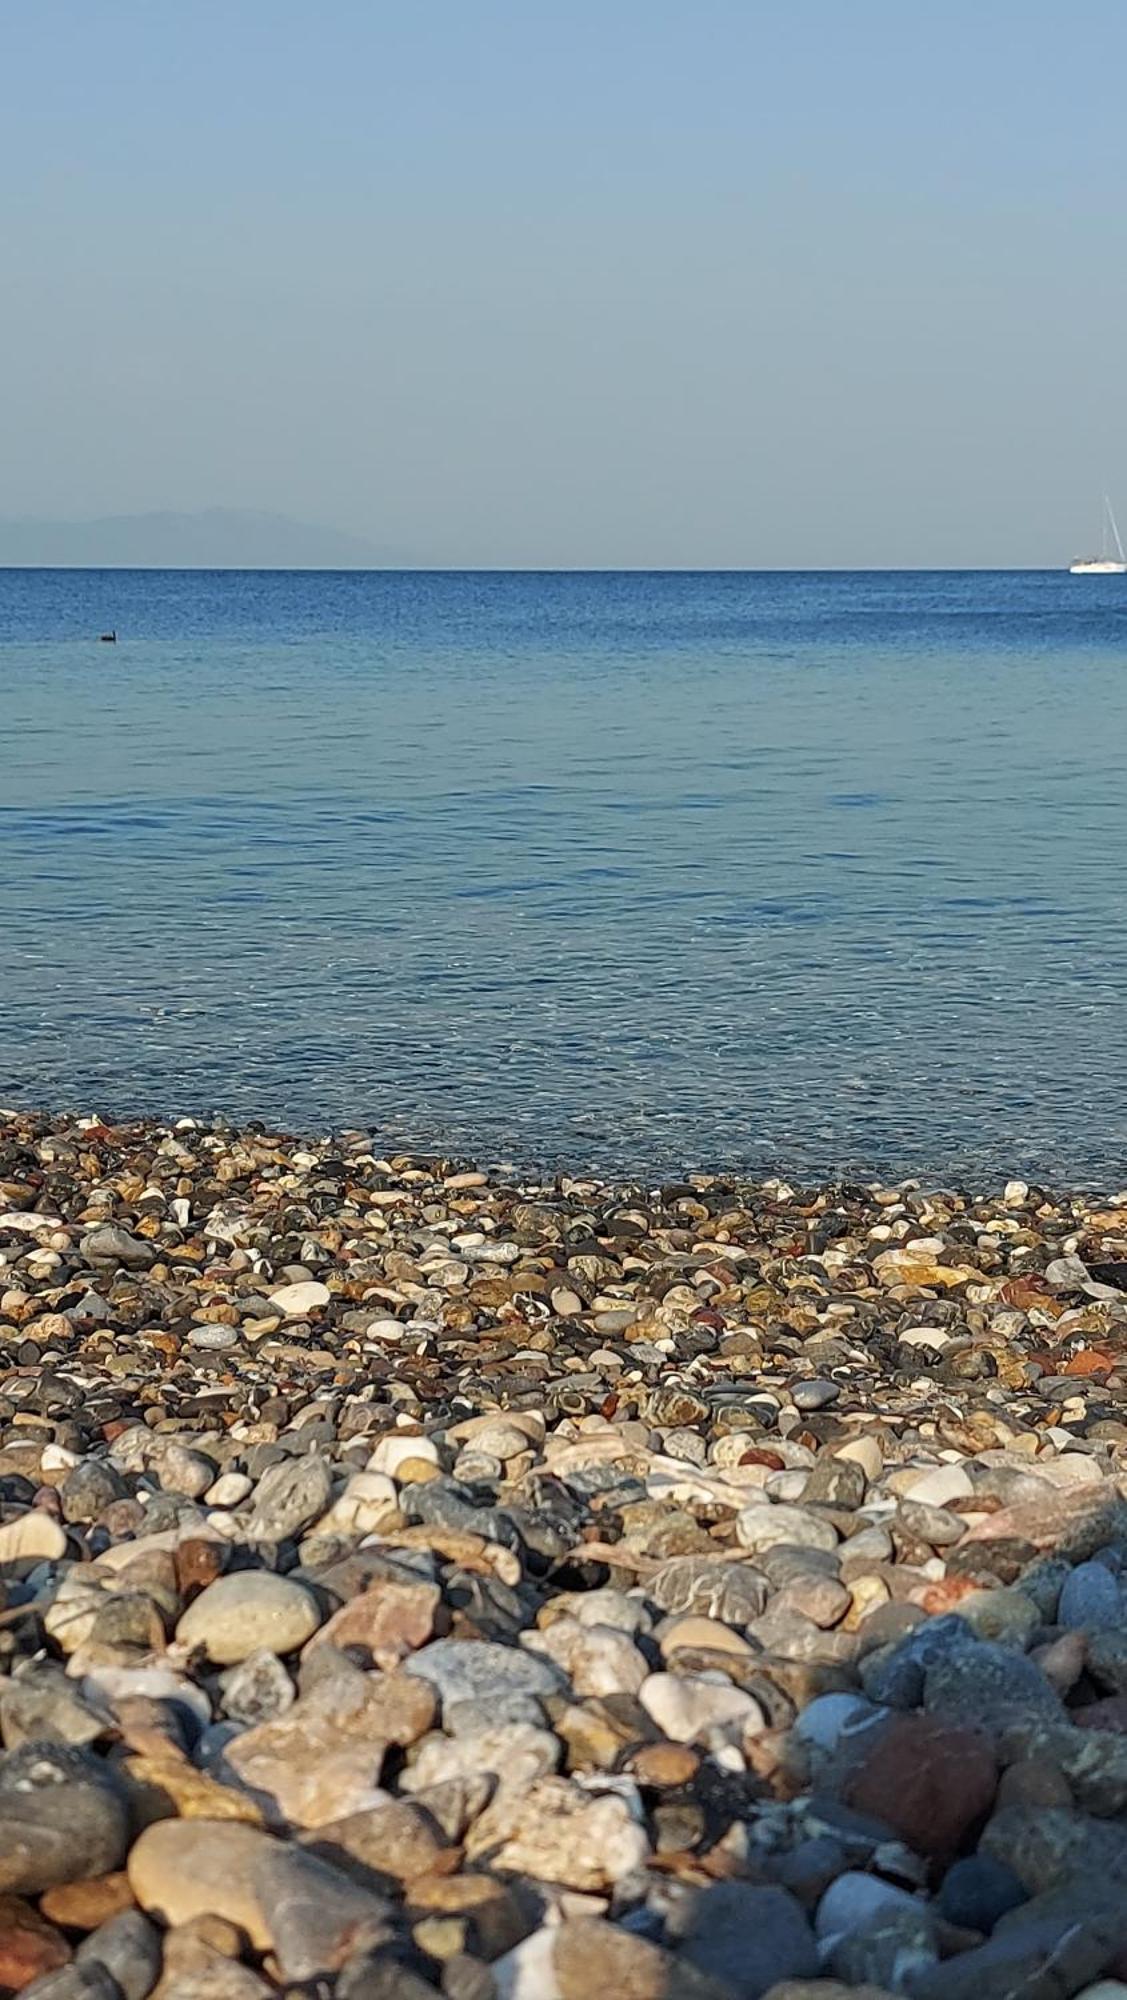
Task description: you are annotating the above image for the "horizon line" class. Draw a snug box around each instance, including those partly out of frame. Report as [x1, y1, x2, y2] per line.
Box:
[0, 563, 1086, 576]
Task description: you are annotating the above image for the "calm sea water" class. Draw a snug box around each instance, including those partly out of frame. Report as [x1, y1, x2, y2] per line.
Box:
[2, 568, 1127, 1184]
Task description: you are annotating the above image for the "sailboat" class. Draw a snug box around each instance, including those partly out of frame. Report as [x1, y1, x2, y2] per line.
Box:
[1070, 496, 1127, 574]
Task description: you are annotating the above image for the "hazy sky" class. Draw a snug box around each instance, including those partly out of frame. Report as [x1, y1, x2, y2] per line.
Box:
[5, 1, 1127, 567]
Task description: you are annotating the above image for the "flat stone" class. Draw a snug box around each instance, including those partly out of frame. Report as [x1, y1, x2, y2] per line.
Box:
[659, 1615, 756, 1659]
[268, 1281, 331, 1317]
[958, 1483, 1127, 1564]
[996, 1718, 1127, 1815]
[75, 1909, 162, 2000]
[405, 1640, 566, 1708]
[792, 1380, 841, 1412]
[369, 1435, 442, 1478]
[803, 1458, 868, 1509]
[0, 1513, 67, 1564]
[80, 1225, 154, 1270]
[793, 1694, 882, 1758]
[552, 1916, 739, 1998]
[176, 1573, 321, 1664]
[735, 1505, 839, 1555]
[829, 1906, 939, 1990]
[39, 1875, 135, 1931]
[526, 1619, 649, 1697]
[903, 1466, 975, 1507]
[219, 1649, 296, 1726]
[816, 1871, 929, 1944]
[127, 1820, 282, 1945]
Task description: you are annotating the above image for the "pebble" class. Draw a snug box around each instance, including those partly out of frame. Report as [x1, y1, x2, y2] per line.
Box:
[1058, 1560, 1122, 1630]
[127, 1821, 290, 1947]
[176, 1572, 322, 1663]
[0, 1512, 67, 1563]
[405, 1640, 566, 1707]
[0, 1109, 1126, 1991]
[268, 1280, 331, 1317]
[638, 1671, 765, 1742]
[0, 1747, 129, 1894]
[679, 1882, 819, 1997]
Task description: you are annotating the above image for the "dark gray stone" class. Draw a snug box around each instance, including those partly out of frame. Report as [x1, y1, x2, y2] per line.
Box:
[907, 1907, 1118, 2000]
[0, 1744, 128, 1893]
[937, 1854, 1027, 1932]
[678, 1882, 819, 1999]
[923, 1640, 1065, 1733]
[250, 1846, 394, 1983]
[76, 1911, 162, 2000]
[1058, 1560, 1121, 1631]
[79, 1225, 153, 1270]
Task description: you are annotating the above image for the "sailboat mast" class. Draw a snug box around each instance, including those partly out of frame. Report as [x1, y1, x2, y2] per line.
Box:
[1106, 495, 1126, 564]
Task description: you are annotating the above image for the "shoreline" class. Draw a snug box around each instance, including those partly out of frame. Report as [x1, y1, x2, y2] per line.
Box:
[4, 1101, 1125, 1207]
[0, 1105, 1125, 1992]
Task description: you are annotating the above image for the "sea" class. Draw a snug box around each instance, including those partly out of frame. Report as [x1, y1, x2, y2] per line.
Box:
[2, 567, 1126, 1187]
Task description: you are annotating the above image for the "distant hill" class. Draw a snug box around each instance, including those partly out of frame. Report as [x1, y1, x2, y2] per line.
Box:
[0, 509, 406, 569]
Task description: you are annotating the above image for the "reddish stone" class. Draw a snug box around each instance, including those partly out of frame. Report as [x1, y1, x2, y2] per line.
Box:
[304, 1579, 440, 1670]
[1062, 1350, 1114, 1377]
[0, 1897, 72, 1990]
[915, 1575, 981, 1614]
[999, 1277, 1055, 1309]
[958, 1481, 1121, 1561]
[740, 1449, 786, 1470]
[174, 1538, 226, 1601]
[841, 1713, 997, 1858]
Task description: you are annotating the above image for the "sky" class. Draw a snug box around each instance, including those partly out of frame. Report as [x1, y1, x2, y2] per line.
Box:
[4, 0, 1127, 568]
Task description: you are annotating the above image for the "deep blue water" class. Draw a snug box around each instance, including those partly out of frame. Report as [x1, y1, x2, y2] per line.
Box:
[2, 567, 1127, 1184]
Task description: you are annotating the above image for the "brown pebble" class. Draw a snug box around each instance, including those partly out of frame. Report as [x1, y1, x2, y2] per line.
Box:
[174, 1537, 227, 1600]
[628, 1742, 702, 1789]
[0, 1895, 72, 1988]
[39, 1872, 136, 1930]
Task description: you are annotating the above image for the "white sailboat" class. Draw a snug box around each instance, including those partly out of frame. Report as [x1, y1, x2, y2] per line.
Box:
[1070, 496, 1127, 574]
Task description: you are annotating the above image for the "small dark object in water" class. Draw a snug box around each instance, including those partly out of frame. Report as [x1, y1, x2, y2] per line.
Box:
[99, 630, 117, 643]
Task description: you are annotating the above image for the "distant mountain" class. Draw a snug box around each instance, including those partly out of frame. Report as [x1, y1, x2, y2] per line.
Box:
[0, 509, 407, 569]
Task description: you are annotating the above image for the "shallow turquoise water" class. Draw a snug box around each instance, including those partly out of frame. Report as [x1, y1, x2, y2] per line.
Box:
[2, 568, 1126, 1182]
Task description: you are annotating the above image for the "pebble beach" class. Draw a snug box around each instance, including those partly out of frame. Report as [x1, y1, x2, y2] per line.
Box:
[1, 1113, 1127, 1996]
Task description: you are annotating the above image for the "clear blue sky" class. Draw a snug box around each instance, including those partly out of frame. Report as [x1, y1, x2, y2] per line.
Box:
[5, 0, 1127, 565]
